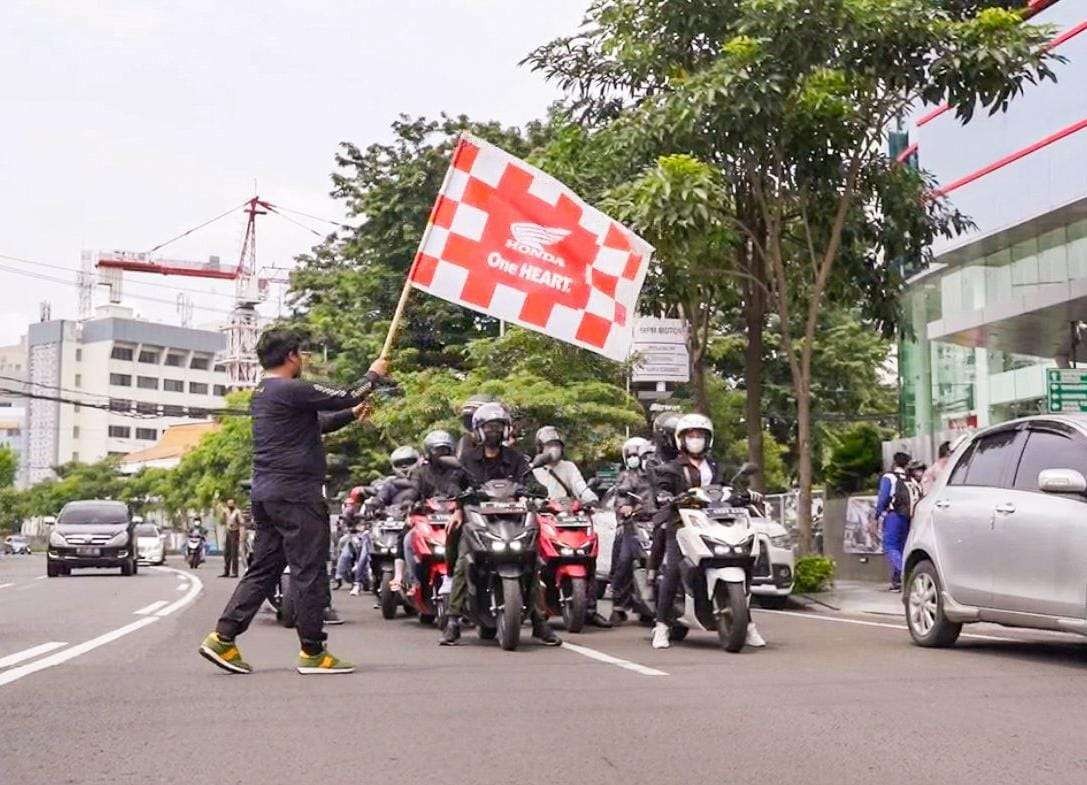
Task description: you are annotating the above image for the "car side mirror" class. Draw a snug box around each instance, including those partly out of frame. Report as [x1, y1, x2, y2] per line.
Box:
[1039, 468, 1087, 495]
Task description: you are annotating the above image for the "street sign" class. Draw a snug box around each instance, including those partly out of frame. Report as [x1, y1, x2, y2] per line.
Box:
[1046, 368, 1087, 412]
[630, 317, 689, 383]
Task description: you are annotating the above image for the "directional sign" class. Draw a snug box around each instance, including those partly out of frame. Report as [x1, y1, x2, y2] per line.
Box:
[630, 317, 689, 383]
[1046, 368, 1087, 412]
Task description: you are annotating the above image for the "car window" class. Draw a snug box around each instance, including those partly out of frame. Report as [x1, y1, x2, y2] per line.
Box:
[946, 442, 976, 486]
[135, 524, 159, 537]
[961, 430, 1019, 488]
[1013, 429, 1087, 491]
[57, 503, 129, 525]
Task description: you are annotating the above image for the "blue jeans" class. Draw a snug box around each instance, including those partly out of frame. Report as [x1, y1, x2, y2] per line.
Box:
[335, 533, 370, 585]
[883, 513, 910, 585]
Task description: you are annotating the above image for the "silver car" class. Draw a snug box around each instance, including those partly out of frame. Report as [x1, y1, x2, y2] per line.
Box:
[904, 414, 1087, 647]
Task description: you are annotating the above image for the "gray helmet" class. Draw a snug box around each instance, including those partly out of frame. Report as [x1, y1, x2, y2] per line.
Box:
[390, 445, 420, 477]
[460, 393, 496, 431]
[472, 402, 511, 441]
[535, 426, 563, 453]
[622, 436, 650, 460]
[674, 413, 714, 454]
[422, 430, 455, 461]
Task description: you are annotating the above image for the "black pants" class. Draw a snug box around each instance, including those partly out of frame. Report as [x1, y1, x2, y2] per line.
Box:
[222, 529, 240, 576]
[655, 528, 683, 625]
[610, 526, 640, 609]
[217, 496, 330, 652]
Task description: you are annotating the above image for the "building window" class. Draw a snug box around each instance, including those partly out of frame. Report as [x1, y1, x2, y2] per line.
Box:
[163, 404, 184, 417]
[137, 376, 158, 390]
[74, 373, 82, 388]
[189, 382, 209, 395]
[136, 401, 157, 415]
[189, 407, 209, 418]
[163, 379, 184, 393]
[74, 403, 81, 412]
[165, 353, 185, 367]
[73, 426, 79, 438]
[75, 349, 82, 361]
[108, 425, 131, 439]
[190, 356, 210, 370]
[213, 384, 228, 397]
[136, 428, 157, 441]
[110, 373, 132, 387]
[213, 363, 227, 373]
[109, 398, 132, 412]
[139, 349, 160, 364]
[110, 346, 134, 361]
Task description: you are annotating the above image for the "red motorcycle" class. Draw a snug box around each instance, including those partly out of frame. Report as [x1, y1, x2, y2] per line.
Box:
[400, 497, 456, 628]
[538, 498, 599, 632]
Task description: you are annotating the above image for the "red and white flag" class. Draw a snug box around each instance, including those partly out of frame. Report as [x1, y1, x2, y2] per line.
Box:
[408, 134, 653, 361]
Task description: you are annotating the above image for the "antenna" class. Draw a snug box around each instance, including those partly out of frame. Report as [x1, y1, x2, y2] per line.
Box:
[176, 293, 194, 327]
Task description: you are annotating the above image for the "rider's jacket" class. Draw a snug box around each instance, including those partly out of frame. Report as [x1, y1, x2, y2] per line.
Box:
[409, 460, 468, 501]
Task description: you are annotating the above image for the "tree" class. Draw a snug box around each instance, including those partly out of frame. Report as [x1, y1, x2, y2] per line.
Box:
[0, 444, 16, 488]
[824, 423, 887, 495]
[556, 1, 1057, 552]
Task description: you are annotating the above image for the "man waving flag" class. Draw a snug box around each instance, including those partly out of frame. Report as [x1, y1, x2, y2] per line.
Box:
[402, 133, 653, 362]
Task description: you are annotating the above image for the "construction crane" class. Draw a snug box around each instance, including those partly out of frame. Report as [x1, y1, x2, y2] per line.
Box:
[84, 196, 272, 389]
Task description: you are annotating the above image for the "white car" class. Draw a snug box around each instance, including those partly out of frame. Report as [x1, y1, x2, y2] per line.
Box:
[135, 522, 166, 565]
[750, 518, 795, 608]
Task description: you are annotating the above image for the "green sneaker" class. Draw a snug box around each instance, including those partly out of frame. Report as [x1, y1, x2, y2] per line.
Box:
[198, 632, 252, 674]
[296, 648, 355, 675]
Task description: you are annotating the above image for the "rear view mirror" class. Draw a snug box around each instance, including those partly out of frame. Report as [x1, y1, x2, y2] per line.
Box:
[1039, 469, 1087, 494]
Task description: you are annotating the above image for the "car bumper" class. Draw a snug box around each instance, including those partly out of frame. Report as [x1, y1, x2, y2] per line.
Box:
[138, 552, 164, 564]
[49, 549, 131, 568]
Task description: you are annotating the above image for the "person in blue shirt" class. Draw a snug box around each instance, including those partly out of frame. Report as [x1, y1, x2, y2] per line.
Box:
[875, 452, 912, 591]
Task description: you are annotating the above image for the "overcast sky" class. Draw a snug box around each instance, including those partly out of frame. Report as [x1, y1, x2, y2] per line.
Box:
[0, 0, 588, 346]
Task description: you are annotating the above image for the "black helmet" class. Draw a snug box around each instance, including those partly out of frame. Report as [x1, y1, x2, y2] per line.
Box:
[460, 394, 496, 432]
[652, 411, 681, 459]
[390, 445, 420, 478]
[422, 430, 455, 462]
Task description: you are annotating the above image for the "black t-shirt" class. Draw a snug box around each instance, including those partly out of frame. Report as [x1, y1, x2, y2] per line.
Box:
[250, 373, 377, 502]
[459, 445, 533, 487]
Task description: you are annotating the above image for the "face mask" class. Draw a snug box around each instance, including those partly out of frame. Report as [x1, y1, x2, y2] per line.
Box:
[625, 456, 641, 470]
[545, 444, 563, 463]
[684, 436, 706, 456]
[482, 429, 503, 449]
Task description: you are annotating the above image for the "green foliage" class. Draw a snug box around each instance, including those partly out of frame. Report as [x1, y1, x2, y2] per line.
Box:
[793, 554, 836, 594]
[0, 444, 16, 487]
[824, 423, 887, 494]
[18, 459, 128, 517]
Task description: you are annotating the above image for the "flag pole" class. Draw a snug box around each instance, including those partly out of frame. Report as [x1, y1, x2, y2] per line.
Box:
[379, 134, 466, 360]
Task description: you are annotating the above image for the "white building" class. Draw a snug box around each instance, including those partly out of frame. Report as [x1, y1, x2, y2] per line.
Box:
[0, 336, 29, 486]
[24, 305, 232, 485]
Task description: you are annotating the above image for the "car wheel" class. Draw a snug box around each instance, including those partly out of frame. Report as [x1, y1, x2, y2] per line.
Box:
[121, 559, 134, 576]
[906, 560, 962, 648]
[47, 560, 58, 578]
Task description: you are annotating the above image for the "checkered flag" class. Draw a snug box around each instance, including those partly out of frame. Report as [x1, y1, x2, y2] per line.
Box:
[406, 133, 653, 362]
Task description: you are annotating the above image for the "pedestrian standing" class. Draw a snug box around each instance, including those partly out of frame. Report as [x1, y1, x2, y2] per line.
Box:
[921, 441, 951, 496]
[220, 499, 244, 578]
[875, 452, 912, 591]
[198, 329, 389, 675]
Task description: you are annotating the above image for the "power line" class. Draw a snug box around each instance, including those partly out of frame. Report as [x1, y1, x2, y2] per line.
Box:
[269, 203, 352, 229]
[146, 201, 250, 255]
[265, 205, 328, 239]
[0, 385, 249, 419]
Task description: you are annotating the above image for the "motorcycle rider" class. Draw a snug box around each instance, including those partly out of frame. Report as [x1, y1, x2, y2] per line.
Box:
[531, 425, 611, 627]
[439, 402, 562, 647]
[390, 429, 466, 593]
[649, 413, 766, 650]
[609, 436, 656, 622]
[455, 394, 496, 459]
[645, 411, 680, 587]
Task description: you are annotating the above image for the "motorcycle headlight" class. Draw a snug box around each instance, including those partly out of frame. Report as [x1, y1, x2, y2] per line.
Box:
[49, 531, 67, 547]
[490, 541, 507, 552]
[509, 541, 523, 552]
[433, 544, 446, 556]
[769, 533, 792, 548]
[561, 547, 574, 556]
[713, 544, 732, 556]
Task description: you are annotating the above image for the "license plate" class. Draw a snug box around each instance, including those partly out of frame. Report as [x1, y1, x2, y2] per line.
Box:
[76, 546, 100, 556]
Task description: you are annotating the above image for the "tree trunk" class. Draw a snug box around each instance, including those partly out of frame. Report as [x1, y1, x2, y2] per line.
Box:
[743, 271, 766, 492]
[690, 337, 709, 414]
[794, 374, 814, 554]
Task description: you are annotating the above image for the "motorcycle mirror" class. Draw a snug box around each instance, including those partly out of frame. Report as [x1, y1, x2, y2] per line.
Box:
[530, 452, 551, 469]
[730, 462, 760, 484]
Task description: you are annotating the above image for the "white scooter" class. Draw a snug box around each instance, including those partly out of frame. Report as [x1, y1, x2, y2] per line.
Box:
[664, 482, 760, 652]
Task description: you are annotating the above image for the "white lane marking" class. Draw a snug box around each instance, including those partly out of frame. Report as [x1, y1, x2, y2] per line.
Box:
[0, 618, 157, 687]
[754, 608, 1027, 643]
[560, 641, 669, 677]
[0, 566, 204, 687]
[0, 642, 67, 669]
[133, 600, 169, 616]
[35, 575, 47, 580]
[0, 583, 13, 590]
[153, 566, 203, 616]
[16, 582, 41, 591]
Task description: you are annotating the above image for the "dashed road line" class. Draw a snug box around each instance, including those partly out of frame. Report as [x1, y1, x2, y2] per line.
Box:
[134, 600, 170, 616]
[560, 641, 669, 677]
[0, 583, 13, 590]
[0, 642, 68, 669]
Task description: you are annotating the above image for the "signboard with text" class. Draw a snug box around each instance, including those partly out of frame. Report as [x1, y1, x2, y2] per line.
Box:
[1046, 368, 1087, 413]
[630, 317, 689, 383]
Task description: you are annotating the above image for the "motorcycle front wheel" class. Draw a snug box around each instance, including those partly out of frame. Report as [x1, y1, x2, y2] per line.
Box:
[497, 577, 522, 651]
[561, 576, 587, 633]
[379, 573, 397, 620]
[714, 581, 749, 652]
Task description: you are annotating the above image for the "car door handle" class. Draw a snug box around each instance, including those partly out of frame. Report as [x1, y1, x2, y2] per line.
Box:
[934, 499, 951, 509]
[994, 502, 1016, 514]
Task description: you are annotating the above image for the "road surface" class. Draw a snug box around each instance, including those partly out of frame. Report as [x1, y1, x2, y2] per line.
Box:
[3, 553, 1087, 785]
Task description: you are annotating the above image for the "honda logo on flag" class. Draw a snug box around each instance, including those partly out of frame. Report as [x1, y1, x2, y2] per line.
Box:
[408, 133, 654, 361]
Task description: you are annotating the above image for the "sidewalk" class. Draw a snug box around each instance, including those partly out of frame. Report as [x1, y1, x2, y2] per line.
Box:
[790, 580, 905, 618]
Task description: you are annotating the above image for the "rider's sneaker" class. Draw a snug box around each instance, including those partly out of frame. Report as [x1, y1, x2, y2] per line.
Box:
[323, 607, 345, 626]
[439, 618, 461, 646]
[349, 583, 361, 597]
[651, 622, 670, 649]
[296, 649, 355, 675]
[745, 622, 767, 648]
[198, 632, 252, 674]
[588, 612, 613, 628]
[532, 620, 562, 646]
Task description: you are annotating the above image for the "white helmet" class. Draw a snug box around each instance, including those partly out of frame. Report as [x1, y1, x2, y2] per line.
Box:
[622, 436, 650, 460]
[674, 413, 714, 455]
[472, 402, 512, 446]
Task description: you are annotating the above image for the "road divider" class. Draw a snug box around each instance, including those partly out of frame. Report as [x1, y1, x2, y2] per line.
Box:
[560, 641, 668, 677]
[0, 642, 67, 669]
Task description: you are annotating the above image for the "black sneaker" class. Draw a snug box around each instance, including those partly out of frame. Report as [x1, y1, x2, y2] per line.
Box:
[323, 608, 345, 626]
[588, 612, 613, 629]
[533, 621, 562, 646]
[439, 619, 461, 646]
[610, 608, 629, 624]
